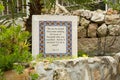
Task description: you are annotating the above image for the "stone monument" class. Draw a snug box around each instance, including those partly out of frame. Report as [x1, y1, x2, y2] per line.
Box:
[32, 15, 78, 57]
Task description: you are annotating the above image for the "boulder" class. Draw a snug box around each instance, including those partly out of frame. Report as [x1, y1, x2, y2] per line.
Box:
[97, 23, 108, 37]
[108, 25, 120, 36]
[78, 26, 87, 38]
[91, 12, 105, 23]
[105, 14, 120, 25]
[88, 23, 98, 37]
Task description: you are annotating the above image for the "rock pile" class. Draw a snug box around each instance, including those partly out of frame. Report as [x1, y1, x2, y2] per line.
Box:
[73, 9, 120, 38]
[72, 9, 120, 55]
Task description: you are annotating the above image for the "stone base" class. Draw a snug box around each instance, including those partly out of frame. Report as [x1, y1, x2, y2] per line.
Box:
[35, 52, 120, 80]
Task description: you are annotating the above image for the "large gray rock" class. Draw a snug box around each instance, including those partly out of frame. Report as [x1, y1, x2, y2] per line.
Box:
[78, 36, 120, 56]
[105, 14, 120, 25]
[108, 25, 120, 36]
[88, 23, 98, 37]
[97, 23, 108, 37]
[35, 62, 54, 80]
[114, 53, 120, 80]
[35, 53, 120, 80]
[91, 12, 105, 23]
[80, 18, 90, 28]
[78, 26, 87, 38]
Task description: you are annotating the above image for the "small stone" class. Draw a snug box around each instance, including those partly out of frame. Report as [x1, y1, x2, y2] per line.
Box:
[106, 8, 114, 15]
[113, 10, 119, 14]
[106, 8, 119, 15]
[105, 14, 120, 25]
[53, 69, 71, 80]
[88, 23, 98, 37]
[93, 69, 101, 80]
[72, 10, 81, 16]
[80, 18, 90, 28]
[97, 24, 108, 37]
[78, 26, 87, 38]
[108, 25, 120, 36]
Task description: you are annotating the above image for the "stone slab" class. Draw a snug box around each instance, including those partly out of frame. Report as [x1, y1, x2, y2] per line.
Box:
[78, 36, 120, 56]
[32, 15, 78, 57]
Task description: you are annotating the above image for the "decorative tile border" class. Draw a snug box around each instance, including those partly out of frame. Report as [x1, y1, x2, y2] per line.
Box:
[39, 21, 72, 57]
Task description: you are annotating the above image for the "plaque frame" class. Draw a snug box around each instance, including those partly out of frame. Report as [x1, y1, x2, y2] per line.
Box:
[32, 15, 78, 57]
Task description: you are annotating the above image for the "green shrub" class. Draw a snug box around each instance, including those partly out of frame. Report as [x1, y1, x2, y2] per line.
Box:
[104, 0, 120, 12]
[13, 64, 25, 74]
[78, 50, 88, 57]
[0, 3, 4, 12]
[30, 73, 39, 80]
[0, 69, 4, 80]
[0, 25, 32, 71]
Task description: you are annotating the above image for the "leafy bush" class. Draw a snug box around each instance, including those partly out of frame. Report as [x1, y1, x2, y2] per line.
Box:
[104, 0, 120, 12]
[0, 3, 4, 12]
[13, 64, 25, 74]
[78, 50, 88, 57]
[0, 69, 5, 80]
[30, 73, 39, 80]
[0, 25, 32, 71]
[0, 0, 26, 26]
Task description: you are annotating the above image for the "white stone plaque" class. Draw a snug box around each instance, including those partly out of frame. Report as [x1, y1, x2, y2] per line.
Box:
[32, 15, 78, 57]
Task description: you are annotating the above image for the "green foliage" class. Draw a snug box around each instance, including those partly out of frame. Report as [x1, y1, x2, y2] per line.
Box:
[0, 69, 3, 77]
[30, 73, 39, 80]
[0, 69, 6, 80]
[64, 0, 93, 11]
[29, 0, 94, 14]
[59, 0, 93, 11]
[36, 53, 74, 63]
[0, 0, 26, 26]
[13, 64, 25, 74]
[103, 0, 120, 11]
[0, 69, 4, 77]
[0, 3, 4, 12]
[41, 0, 56, 13]
[64, 0, 92, 6]
[0, 53, 15, 71]
[78, 50, 88, 57]
[64, 0, 105, 10]
[0, 25, 32, 71]
[68, 0, 92, 4]
[0, 25, 30, 55]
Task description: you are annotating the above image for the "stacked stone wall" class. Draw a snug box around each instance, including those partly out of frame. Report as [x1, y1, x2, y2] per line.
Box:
[73, 10, 120, 55]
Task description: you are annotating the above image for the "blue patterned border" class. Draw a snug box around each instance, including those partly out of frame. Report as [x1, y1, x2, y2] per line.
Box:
[39, 21, 72, 57]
